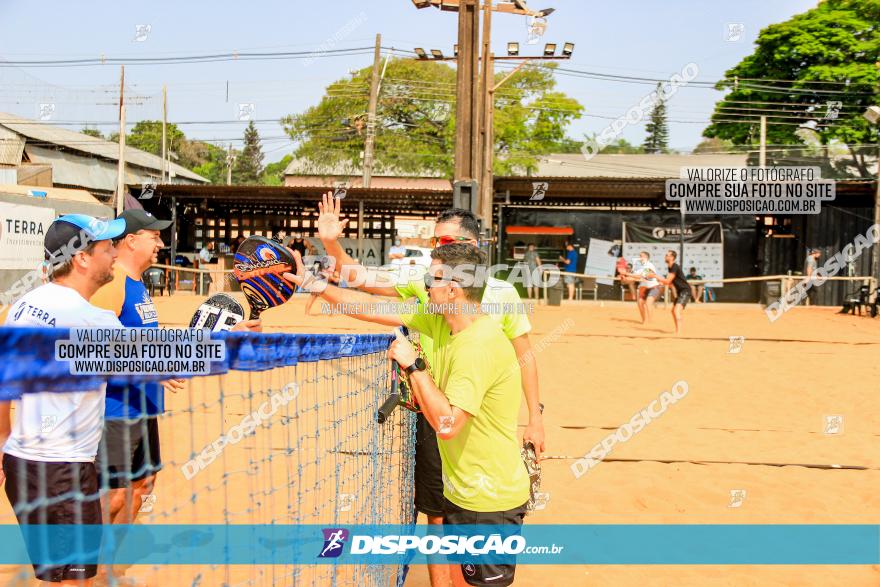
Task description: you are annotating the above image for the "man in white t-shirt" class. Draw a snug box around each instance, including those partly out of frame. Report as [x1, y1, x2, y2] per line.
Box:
[0, 213, 125, 585]
[625, 251, 661, 325]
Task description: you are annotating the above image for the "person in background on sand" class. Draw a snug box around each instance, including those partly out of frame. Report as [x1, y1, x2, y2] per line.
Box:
[616, 255, 637, 300]
[804, 248, 821, 305]
[558, 243, 579, 301]
[624, 251, 660, 325]
[647, 249, 691, 335]
[522, 243, 542, 299]
[686, 267, 704, 303]
[388, 237, 406, 262]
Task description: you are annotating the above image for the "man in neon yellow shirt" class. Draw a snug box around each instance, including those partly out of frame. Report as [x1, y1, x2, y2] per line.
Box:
[387, 244, 529, 587]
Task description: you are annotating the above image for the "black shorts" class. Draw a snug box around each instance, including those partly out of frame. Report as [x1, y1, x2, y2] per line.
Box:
[443, 497, 527, 587]
[414, 412, 444, 517]
[675, 289, 691, 308]
[96, 416, 162, 489]
[2, 453, 102, 582]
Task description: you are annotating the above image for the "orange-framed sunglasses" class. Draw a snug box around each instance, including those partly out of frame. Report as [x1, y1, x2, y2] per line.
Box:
[429, 235, 478, 248]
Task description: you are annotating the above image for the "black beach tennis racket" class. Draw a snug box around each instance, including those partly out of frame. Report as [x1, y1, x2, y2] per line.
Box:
[377, 358, 401, 424]
[233, 236, 297, 319]
[189, 293, 245, 332]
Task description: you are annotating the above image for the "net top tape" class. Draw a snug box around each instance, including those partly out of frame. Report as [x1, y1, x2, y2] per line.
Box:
[0, 327, 393, 400]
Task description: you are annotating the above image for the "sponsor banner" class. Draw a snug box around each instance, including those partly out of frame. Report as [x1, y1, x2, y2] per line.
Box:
[0, 524, 875, 565]
[623, 222, 721, 244]
[623, 222, 724, 287]
[583, 238, 617, 286]
[0, 203, 55, 269]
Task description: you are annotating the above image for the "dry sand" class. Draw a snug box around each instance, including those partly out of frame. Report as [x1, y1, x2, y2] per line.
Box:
[2, 293, 878, 586]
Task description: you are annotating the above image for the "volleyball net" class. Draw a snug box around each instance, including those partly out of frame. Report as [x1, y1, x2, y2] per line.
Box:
[0, 328, 416, 587]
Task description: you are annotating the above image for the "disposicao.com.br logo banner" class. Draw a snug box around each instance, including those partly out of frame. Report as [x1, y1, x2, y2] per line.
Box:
[0, 525, 876, 566]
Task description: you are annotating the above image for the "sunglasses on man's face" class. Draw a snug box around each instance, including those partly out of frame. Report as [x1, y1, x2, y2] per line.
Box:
[430, 235, 477, 248]
[423, 273, 461, 289]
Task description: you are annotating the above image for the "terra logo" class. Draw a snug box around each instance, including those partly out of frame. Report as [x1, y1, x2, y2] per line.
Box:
[318, 528, 349, 558]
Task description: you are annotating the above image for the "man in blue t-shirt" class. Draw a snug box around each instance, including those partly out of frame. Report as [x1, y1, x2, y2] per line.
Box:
[91, 210, 178, 529]
[558, 242, 579, 301]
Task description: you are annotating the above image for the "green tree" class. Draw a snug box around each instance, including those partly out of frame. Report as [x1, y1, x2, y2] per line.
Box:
[262, 154, 293, 186]
[643, 83, 669, 154]
[600, 138, 644, 154]
[693, 137, 735, 153]
[233, 121, 264, 184]
[190, 142, 234, 185]
[282, 58, 583, 177]
[703, 0, 880, 176]
[81, 128, 104, 139]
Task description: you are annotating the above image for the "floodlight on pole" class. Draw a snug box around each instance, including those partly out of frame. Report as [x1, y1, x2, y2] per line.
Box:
[562, 42, 574, 56]
[454, 44, 459, 56]
[543, 43, 556, 56]
[507, 42, 519, 56]
[414, 47, 428, 59]
[431, 49, 445, 59]
[411, 0, 433, 7]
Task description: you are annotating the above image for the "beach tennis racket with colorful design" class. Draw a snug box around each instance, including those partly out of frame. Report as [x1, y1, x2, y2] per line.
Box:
[522, 403, 546, 514]
[233, 236, 297, 319]
[189, 293, 245, 332]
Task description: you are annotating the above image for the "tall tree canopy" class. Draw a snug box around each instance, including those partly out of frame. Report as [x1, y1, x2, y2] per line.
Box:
[282, 58, 583, 177]
[643, 82, 670, 154]
[703, 0, 880, 176]
[232, 121, 264, 184]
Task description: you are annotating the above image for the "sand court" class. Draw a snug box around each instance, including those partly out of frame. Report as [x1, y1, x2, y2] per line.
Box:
[1, 293, 878, 586]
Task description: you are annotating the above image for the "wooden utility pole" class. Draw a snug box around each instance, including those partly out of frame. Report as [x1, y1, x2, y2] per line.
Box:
[362, 33, 382, 189]
[161, 84, 167, 182]
[479, 0, 494, 230]
[454, 0, 481, 187]
[115, 65, 126, 216]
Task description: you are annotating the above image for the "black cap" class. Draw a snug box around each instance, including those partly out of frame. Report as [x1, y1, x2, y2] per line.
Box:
[119, 209, 172, 238]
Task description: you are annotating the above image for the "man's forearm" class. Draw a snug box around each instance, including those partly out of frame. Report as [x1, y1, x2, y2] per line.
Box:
[323, 239, 400, 296]
[314, 282, 403, 327]
[408, 370, 454, 432]
[520, 353, 541, 420]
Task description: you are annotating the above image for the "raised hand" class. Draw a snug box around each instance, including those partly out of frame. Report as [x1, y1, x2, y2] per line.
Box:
[317, 191, 349, 243]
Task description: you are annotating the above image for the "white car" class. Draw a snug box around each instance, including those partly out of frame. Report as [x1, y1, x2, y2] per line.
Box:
[389, 246, 432, 269]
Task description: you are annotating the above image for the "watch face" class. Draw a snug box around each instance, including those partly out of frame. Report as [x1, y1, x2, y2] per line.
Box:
[413, 358, 426, 370]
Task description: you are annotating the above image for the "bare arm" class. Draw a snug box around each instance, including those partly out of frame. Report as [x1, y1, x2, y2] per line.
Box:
[0, 401, 10, 486]
[283, 252, 404, 327]
[387, 331, 470, 440]
[316, 192, 400, 297]
[510, 334, 544, 457]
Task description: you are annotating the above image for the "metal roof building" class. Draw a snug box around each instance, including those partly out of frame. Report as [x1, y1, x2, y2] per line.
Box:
[0, 112, 208, 201]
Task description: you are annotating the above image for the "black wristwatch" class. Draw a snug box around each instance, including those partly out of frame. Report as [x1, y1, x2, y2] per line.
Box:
[405, 357, 427, 375]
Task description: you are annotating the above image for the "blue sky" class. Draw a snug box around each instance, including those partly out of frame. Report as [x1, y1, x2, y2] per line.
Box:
[0, 0, 819, 163]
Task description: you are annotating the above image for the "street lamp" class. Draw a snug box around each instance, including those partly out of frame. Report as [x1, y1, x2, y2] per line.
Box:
[507, 42, 519, 56]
